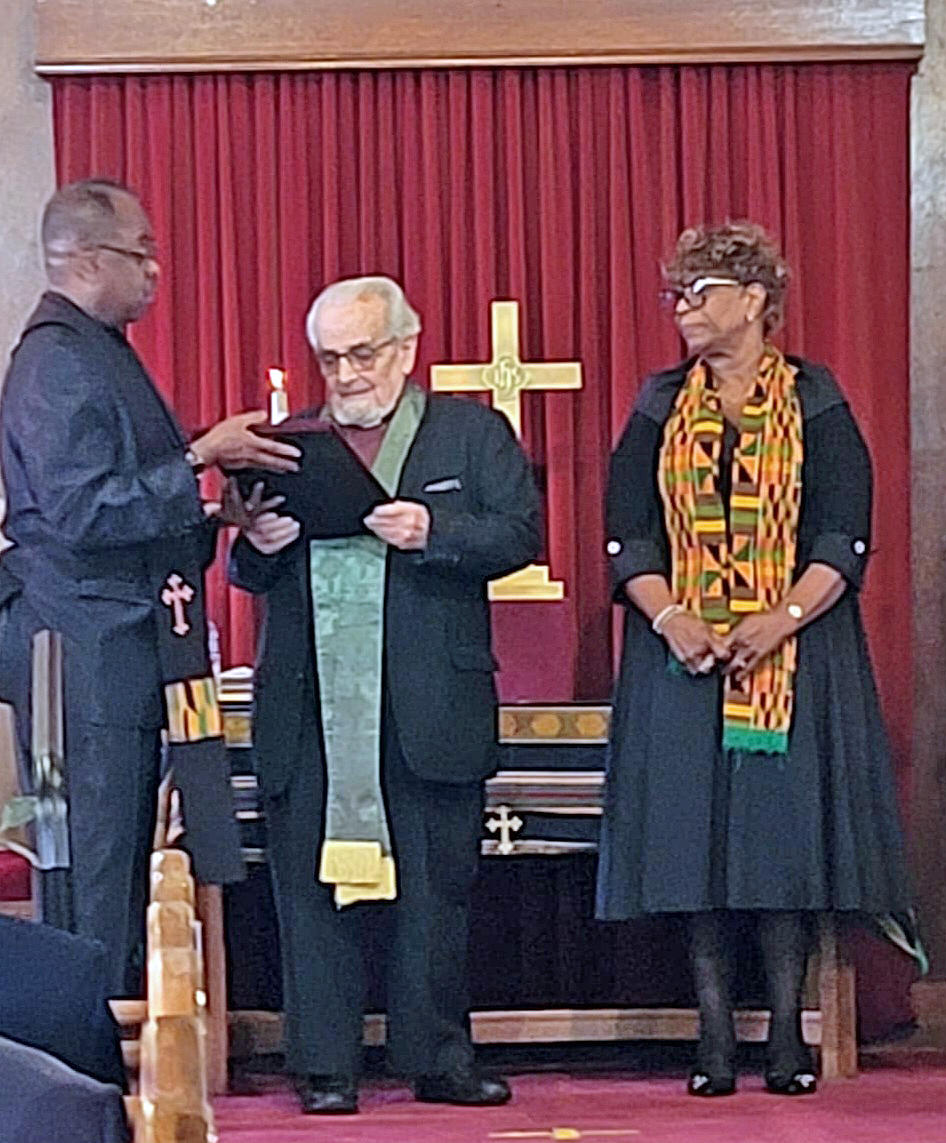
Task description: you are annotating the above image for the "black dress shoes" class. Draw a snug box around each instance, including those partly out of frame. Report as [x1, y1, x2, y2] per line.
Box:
[687, 1070, 736, 1097]
[764, 1068, 818, 1096]
[415, 1069, 512, 1105]
[295, 1075, 359, 1114]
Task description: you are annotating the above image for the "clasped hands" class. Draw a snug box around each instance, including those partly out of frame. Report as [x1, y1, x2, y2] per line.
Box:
[662, 608, 797, 682]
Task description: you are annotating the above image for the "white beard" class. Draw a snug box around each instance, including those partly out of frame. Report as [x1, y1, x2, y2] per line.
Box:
[329, 390, 401, 428]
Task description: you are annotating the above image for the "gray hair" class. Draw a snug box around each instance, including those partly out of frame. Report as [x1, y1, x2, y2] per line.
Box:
[41, 178, 135, 282]
[305, 276, 421, 349]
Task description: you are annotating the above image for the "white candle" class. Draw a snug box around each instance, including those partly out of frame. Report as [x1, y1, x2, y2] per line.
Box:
[268, 367, 289, 425]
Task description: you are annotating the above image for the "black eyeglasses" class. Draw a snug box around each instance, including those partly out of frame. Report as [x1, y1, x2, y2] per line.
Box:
[96, 243, 159, 267]
[315, 337, 398, 375]
[659, 276, 741, 311]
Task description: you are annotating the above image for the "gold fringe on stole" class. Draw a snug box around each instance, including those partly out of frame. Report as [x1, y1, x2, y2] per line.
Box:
[165, 677, 223, 743]
[318, 840, 398, 906]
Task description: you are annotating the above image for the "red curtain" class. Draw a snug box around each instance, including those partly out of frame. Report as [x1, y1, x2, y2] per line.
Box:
[52, 62, 913, 772]
[52, 62, 915, 1033]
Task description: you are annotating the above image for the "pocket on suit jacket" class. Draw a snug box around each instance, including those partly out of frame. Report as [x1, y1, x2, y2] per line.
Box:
[450, 643, 499, 672]
[422, 476, 463, 493]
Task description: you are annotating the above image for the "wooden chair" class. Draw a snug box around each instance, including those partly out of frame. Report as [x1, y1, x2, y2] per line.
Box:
[113, 879, 229, 1101]
[122, 849, 216, 1143]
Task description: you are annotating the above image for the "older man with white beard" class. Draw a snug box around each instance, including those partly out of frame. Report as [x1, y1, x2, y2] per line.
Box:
[229, 276, 540, 1114]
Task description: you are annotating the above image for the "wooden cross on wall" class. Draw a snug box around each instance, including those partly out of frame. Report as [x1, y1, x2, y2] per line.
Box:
[430, 300, 582, 601]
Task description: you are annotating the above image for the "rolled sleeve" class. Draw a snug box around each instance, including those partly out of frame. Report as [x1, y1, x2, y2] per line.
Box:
[606, 537, 666, 594]
[799, 401, 873, 592]
[805, 531, 869, 590]
[606, 411, 669, 600]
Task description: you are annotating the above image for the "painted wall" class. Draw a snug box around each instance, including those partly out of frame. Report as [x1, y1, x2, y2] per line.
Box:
[0, 0, 53, 817]
[0, 0, 54, 366]
[911, 0, 946, 979]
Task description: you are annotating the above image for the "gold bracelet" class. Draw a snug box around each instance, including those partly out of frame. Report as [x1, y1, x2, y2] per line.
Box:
[652, 603, 686, 635]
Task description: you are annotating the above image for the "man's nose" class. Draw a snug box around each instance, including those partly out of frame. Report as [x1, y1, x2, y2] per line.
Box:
[337, 356, 358, 384]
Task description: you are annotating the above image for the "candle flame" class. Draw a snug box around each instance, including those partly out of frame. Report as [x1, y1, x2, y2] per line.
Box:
[268, 367, 286, 391]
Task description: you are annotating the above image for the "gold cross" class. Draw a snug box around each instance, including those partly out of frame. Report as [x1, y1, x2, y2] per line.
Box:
[430, 300, 582, 438]
[430, 300, 581, 601]
[485, 805, 524, 855]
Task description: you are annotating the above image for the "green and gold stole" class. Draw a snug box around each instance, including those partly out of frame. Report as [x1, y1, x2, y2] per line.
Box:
[657, 347, 804, 755]
[309, 385, 426, 907]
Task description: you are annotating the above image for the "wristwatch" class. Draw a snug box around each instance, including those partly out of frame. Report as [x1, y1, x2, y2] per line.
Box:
[184, 446, 206, 475]
[786, 602, 804, 623]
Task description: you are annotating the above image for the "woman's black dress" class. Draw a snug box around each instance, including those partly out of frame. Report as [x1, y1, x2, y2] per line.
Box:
[595, 357, 913, 919]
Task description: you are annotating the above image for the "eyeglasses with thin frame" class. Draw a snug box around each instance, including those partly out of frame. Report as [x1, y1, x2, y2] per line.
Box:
[95, 243, 159, 267]
[659, 276, 741, 311]
[315, 336, 398, 375]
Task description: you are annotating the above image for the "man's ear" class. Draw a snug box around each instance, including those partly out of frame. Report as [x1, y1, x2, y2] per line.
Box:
[400, 333, 419, 376]
[69, 248, 101, 286]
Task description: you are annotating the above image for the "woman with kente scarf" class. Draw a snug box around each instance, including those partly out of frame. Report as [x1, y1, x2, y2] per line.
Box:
[596, 222, 914, 1097]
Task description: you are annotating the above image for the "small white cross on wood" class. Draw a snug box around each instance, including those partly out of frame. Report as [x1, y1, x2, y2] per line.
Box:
[161, 573, 195, 637]
[485, 804, 524, 856]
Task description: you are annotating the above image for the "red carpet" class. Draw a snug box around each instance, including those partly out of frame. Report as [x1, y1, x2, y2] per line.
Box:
[216, 1061, 946, 1143]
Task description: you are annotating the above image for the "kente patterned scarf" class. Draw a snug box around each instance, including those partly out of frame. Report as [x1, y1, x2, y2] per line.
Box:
[657, 347, 804, 755]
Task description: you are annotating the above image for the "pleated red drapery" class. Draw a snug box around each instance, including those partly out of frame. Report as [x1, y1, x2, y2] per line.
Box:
[51, 62, 913, 770]
[51, 62, 914, 1035]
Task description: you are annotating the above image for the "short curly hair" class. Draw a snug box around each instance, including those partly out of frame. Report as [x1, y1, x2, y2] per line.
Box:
[664, 221, 790, 334]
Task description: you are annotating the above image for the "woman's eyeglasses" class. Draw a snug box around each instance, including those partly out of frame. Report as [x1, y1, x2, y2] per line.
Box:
[659, 276, 741, 311]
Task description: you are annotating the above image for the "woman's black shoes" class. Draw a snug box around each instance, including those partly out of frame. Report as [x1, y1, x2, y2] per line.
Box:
[295, 1075, 358, 1114]
[687, 1070, 736, 1097]
[414, 1068, 511, 1105]
[764, 1068, 818, 1096]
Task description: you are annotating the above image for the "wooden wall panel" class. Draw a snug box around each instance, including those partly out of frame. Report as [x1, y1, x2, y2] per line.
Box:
[35, 0, 924, 73]
[910, 0, 946, 979]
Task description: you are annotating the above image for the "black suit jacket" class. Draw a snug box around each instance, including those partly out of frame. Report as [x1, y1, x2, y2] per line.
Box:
[0, 1036, 129, 1143]
[230, 390, 541, 791]
[0, 292, 212, 729]
[0, 916, 126, 1089]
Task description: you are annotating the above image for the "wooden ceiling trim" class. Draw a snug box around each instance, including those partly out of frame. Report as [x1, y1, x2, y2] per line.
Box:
[34, 0, 925, 74]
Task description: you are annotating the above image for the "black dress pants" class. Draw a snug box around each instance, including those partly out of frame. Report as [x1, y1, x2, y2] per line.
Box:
[14, 713, 161, 997]
[264, 709, 484, 1080]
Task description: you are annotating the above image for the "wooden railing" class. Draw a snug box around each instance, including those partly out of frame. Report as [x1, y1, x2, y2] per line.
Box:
[123, 850, 216, 1143]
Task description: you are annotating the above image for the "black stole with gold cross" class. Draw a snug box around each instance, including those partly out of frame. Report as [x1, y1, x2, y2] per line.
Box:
[150, 534, 244, 884]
